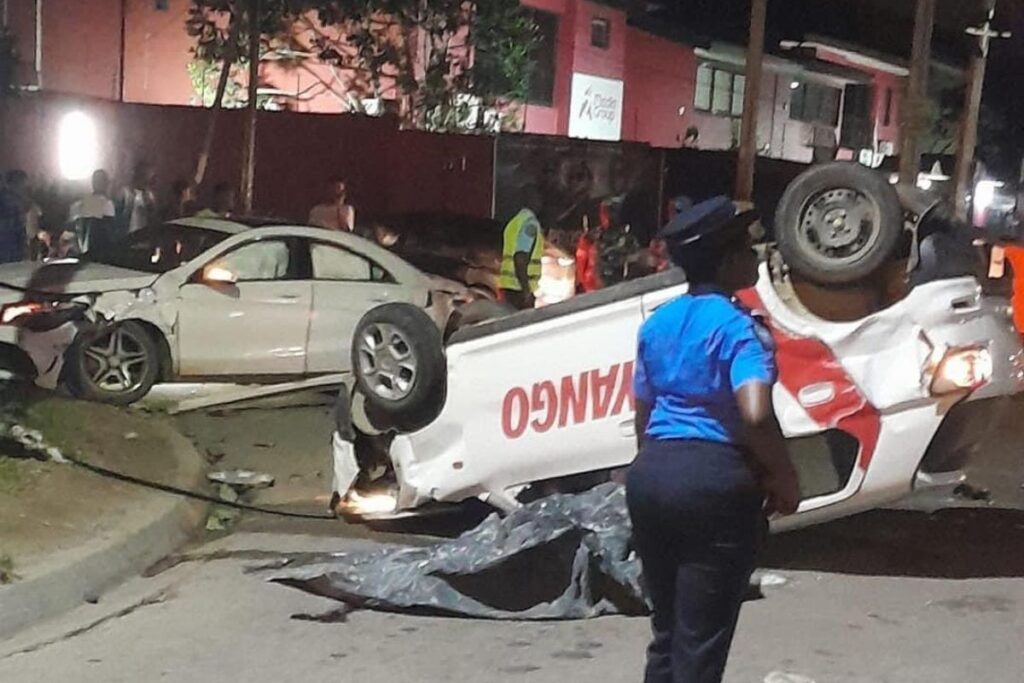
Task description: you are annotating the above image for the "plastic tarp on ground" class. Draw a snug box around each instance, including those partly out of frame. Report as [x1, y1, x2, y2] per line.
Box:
[273, 483, 650, 620]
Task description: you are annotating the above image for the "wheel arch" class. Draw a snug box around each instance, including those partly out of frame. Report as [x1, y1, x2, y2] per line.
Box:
[121, 318, 174, 382]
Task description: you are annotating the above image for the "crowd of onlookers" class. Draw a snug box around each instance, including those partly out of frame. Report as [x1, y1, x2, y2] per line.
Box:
[0, 164, 361, 266]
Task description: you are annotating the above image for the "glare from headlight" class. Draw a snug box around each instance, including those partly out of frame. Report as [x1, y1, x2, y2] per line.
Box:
[931, 347, 992, 395]
[1, 302, 45, 325]
[341, 490, 398, 515]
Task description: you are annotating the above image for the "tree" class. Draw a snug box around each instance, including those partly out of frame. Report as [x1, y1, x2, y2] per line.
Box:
[922, 84, 1017, 177]
[186, 1, 309, 186]
[186, 0, 538, 134]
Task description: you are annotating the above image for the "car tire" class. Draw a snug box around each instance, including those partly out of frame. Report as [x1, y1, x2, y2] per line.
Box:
[351, 303, 447, 433]
[65, 321, 161, 405]
[775, 162, 903, 285]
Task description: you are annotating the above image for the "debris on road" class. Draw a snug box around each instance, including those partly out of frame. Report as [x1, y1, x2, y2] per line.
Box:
[207, 470, 275, 491]
[0, 553, 18, 584]
[275, 483, 772, 620]
[274, 483, 644, 619]
[953, 482, 992, 502]
[764, 672, 817, 683]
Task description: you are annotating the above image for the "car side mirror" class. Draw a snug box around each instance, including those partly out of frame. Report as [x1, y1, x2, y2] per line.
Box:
[203, 264, 238, 285]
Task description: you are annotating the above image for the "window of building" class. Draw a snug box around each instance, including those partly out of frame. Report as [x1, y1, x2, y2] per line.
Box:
[883, 87, 893, 126]
[790, 82, 842, 126]
[694, 63, 745, 117]
[155, 0, 169, 9]
[526, 9, 559, 106]
[591, 18, 610, 49]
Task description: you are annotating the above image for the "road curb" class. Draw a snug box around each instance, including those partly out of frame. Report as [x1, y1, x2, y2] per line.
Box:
[0, 419, 206, 641]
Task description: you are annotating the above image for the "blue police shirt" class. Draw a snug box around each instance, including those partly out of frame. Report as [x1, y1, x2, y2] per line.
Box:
[634, 289, 777, 444]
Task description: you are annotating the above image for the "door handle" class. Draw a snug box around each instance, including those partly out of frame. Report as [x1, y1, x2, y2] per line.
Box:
[278, 294, 301, 301]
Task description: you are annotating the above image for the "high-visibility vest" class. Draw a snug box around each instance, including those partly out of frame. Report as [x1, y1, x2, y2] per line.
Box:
[499, 209, 544, 292]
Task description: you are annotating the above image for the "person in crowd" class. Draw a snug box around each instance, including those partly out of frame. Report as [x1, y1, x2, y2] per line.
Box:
[117, 162, 158, 235]
[163, 179, 196, 221]
[308, 177, 356, 231]
[628, 196, 800, 683]
[499, 190, 545, 310]
[68, 169, 116, 254]
[594, 196, 639, 288]
[196, 182, 235, 218]
[0, 170, 31, 263]
[575, 214, 601, 294]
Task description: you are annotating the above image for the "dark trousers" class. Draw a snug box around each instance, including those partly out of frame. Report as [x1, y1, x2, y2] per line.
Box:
[626, 439, 766, 683]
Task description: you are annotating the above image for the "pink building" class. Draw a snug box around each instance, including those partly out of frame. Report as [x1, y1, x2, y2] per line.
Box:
[4, 0, 913, 165]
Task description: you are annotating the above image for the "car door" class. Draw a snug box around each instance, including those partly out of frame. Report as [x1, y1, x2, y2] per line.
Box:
[304, 240, 422, 374]
[176, 237, 312, 377]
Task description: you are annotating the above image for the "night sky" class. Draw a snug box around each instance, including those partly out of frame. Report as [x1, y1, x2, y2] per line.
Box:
[652, 0, 1024, 174]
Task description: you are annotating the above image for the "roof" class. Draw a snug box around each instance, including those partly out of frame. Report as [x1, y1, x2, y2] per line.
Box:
[782, 34, 963, 78]
[168, 216, 266, 234]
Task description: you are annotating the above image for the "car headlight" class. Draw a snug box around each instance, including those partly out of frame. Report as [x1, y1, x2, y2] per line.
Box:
[929, 346, 992, 395]
[0, 300, 86, 327]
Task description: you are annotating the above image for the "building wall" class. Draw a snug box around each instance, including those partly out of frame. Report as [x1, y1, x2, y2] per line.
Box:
[622, 27, 693, 148]
[123, 0, 194, 106]
[813, 46, 905, 154]
[521, 0, 574, 136]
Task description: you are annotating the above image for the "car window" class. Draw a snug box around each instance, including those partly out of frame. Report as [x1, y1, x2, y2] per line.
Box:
[311, 243, 391, 282]
[86, 224, 230, 274]
[216, 240, 292, 282]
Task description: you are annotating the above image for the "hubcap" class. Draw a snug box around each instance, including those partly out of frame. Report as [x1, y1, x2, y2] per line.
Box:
[357, 323, 418, 401]
[82, 327, 151, 394]
[797, 188, 881, 265]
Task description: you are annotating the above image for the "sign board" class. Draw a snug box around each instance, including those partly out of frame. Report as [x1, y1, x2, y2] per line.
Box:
[568, 73, 623, 142]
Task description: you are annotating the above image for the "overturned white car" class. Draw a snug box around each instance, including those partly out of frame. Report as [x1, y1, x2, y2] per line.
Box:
[332, 165, 1024, 529]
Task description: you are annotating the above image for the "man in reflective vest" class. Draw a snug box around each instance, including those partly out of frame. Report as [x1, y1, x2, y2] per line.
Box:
[499, 206, 545, 309]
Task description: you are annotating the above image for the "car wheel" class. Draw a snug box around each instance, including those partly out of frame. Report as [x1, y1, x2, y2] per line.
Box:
[352, 303, 447, 433]
[775, 162, 903, 285]
[65, 321, 161, 405]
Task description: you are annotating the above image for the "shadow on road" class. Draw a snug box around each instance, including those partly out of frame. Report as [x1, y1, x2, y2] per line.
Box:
[762, 507, 1024, 579]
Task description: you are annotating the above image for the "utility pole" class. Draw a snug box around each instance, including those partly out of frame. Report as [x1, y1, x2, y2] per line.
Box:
[240, 0, 260, 214]
[735, 0, 767, 203]
[898, 0, 935, 186]
[953, 0, 1010, 219]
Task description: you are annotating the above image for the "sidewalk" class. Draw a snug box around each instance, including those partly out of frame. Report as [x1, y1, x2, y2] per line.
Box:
[0, 395, 206, 640]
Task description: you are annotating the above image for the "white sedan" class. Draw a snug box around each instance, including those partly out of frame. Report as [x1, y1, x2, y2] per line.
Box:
[0, 218, 469, 404]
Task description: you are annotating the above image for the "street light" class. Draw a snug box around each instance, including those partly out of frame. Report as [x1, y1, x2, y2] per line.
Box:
[58, 111, 99, 181]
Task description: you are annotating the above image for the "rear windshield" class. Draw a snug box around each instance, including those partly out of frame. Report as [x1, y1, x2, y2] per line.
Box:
[87, 224, 230, 274]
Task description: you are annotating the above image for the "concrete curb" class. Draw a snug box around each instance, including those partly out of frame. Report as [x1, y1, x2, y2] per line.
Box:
[0, 420, 206, 641]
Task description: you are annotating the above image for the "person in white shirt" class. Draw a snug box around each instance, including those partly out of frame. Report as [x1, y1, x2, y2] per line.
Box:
[68, 169, 116, 253]
[308, 177, 356, 231]
[117, 162, 157, 236]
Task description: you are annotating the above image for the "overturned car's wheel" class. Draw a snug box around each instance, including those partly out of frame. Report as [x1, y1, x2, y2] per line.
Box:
[65, 321, 160, 405]
[776, 162, 903, 285]
[352, 303, 447, 433]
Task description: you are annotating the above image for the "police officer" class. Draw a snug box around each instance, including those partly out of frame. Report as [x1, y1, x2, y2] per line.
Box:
[499, 185, 545, 310]
[627, 196, 801, 683]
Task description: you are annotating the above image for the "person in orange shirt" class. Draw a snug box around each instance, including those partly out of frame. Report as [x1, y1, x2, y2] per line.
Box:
[1003, 246, 1024, 335]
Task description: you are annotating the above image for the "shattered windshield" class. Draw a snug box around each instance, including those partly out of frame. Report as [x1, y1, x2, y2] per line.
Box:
[86, 224, 231, 274]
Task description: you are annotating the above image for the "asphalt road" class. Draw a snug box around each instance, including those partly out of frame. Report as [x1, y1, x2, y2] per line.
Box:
[1, 404, 1022, 683]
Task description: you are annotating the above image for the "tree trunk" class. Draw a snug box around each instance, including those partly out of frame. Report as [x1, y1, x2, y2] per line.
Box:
[193, 13, 242, 189]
